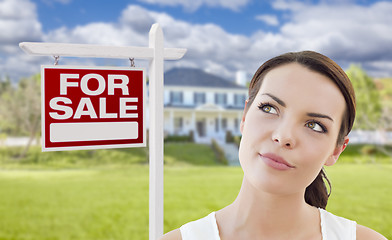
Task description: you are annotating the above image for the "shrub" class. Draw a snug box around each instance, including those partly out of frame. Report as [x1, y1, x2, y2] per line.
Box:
[233, 135, 241, 147]
[211, 139, 228, 165]
[165, 135, 192, 142]
[360, 145, 378, 155]
[225, 130, 234, 143]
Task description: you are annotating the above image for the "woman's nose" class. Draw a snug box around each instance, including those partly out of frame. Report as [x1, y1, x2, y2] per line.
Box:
[272, 119, 296, 149]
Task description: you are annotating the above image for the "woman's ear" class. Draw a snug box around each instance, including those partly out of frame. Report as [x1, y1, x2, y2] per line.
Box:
[240, 100, 249, 134]
[325, 136, 349, 166]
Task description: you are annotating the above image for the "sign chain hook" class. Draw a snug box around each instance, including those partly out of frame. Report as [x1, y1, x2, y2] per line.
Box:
[129, 58, 135, 67]
[53, 56, 60, 65]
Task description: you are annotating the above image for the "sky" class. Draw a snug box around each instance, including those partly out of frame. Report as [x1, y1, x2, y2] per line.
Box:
[1, 0, 392, 82]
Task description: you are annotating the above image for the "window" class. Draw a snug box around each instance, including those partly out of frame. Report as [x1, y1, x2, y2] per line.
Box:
[215, 93, 227, 105]
[234, 94, 246, 106]
[215, 118, 227, 132]
[221, 118, 227, 130]
[170, 91, 183, 105]
[174, 117, 183, 133]
[194, 92, 206, 105]
[234, 118, 240, 131]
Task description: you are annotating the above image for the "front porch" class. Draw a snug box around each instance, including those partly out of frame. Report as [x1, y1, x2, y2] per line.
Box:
[164, 104, 243, 144]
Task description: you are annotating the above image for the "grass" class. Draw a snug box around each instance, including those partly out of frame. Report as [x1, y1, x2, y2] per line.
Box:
[0, 164, 390, 239]
[163, 164, 392, 239]
[0, 143, 390, 239]
[0, 167, 150, 240]
[326, 164, 392, 238]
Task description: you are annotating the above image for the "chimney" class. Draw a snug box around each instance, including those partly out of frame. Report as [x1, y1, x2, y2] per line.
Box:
[236, 70, 247, 86]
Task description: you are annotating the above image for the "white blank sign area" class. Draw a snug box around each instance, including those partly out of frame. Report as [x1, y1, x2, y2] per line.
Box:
[50, 122, 138, 142]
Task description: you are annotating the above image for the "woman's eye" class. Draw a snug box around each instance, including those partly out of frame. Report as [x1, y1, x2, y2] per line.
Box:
[306, 121, 326, 133]
[259, 104, 278, 114]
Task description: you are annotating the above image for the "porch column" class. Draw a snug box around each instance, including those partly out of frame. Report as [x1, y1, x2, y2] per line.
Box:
[169, 110, 174, 135]
[218, 112, 222, 140]
[237, 112, 242, 134]
[191, 111, 196, 140]
[219, 112, 223, 131]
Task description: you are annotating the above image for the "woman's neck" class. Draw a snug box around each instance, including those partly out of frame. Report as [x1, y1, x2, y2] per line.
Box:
[216, 177, 321, 240]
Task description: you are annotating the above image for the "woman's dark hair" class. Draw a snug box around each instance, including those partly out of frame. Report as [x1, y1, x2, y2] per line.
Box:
[246, 51, 356, 209]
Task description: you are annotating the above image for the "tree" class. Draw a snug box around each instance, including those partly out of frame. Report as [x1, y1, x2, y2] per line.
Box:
[0, 77, 15, 135]
[0, 74, 41, 158]
[376, 77, 392, 131]
[346, 65, 392, 157]
[0, 76, 13, 144]
[0, 76, 12, 95]
[346, 64, 382, 130]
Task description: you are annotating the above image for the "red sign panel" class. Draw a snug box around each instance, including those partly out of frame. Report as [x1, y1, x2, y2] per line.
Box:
[41, 66, 146, 151]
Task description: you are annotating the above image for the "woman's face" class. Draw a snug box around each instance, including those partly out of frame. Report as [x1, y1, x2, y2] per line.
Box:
[239, 63, 347, 196]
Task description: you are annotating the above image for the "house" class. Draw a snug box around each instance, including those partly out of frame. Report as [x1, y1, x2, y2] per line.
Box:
[161, 68, 248, 143]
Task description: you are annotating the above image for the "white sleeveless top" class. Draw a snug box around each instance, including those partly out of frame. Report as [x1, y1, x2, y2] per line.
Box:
[180, 208, 356, 240]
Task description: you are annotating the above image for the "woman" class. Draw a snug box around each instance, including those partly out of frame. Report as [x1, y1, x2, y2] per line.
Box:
[161, 51, 387, 240]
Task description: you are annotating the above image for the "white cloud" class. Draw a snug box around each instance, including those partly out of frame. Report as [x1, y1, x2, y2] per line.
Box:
[2, 0, 392, 82]
[147, 12, 255, 74]
[0, 0, 43, 81]
[270, 1, 392, 74]
[120, 5, 156, 33]
[272, 0, 307, 11]
[128, 1, 392, 77]
[0, 0, 36, 19]
[255, 14, 279, 26]
[42, 4, 255, 76]
[43, 5, 156, 47]
[44, 23, 138, 46]
[137, 0, 250, 11]
[0, 0, 42, 46]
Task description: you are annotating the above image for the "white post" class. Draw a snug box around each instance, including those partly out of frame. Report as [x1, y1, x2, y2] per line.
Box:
[148, 23, 164, 240]
[19, 23, 186, 240]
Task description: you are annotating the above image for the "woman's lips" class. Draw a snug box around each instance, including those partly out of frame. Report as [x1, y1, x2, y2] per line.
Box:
[259, 153, 295, 170]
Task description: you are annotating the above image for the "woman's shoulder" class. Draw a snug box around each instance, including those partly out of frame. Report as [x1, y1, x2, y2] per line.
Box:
[320, 209, 386, 239]
[356, 224, 387, 240]
[160, 212, 218, 240]
[159, 229, 182, 240]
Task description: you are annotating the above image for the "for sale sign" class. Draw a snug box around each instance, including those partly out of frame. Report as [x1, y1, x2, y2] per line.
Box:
[41, 66, 146, 151]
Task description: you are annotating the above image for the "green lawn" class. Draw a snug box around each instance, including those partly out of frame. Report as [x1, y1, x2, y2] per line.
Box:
[0, 167, 150, 240]
[0, 164, 390, 239]
[327, 164, 392, 237]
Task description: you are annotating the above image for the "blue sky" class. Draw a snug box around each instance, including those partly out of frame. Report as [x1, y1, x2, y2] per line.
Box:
[35, 0, 280, 35]
[1, 0, 392, 82]
[34, 0, 380, 35]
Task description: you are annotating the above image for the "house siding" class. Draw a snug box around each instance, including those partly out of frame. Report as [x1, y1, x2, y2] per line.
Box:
[162, 89, 246, 143]
[153, 68, 247, 143]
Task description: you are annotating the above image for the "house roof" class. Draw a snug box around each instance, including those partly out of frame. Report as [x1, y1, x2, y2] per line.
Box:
[164, 68, 247, 89]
